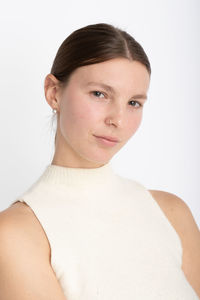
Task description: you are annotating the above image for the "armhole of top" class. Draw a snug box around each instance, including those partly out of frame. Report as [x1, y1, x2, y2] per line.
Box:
[146, 189, 183, 259]
[10, 198, 52, 267]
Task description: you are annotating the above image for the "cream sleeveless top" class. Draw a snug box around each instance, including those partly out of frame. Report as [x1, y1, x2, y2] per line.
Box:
[10, 162, 199, 299]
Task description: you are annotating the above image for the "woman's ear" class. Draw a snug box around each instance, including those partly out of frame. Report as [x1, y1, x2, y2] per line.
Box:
[44, 74, 61, 112]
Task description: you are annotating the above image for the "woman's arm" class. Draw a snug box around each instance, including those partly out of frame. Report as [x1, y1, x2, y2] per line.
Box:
[0, 203, 66, 300]
[149, 190, 200, 298]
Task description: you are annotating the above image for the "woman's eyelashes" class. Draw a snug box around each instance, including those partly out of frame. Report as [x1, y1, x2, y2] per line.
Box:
[91, 90, 143, 108]
[129, 100, 143, 108]
[91, 90, 105, 98]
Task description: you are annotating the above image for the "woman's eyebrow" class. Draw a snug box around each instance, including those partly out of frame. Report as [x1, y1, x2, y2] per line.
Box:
[86, 81, 147, 100]
[86, 81, 116, 94]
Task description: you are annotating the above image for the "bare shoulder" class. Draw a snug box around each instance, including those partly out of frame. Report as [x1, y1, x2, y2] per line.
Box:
[149, 189, 200, 297]
[0, 201, 50, 262]
[148, 190, 194, 231]
[148, 190, 200, 240]
[0, 202, 67, 299]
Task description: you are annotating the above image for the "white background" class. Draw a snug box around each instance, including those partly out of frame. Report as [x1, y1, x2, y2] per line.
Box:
[0, 0, 199, 228]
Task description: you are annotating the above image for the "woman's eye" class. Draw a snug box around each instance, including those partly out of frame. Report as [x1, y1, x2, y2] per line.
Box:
[91, 92, 142, 108]
[91, 91, 105, 98]
[129, 100, 142, 108]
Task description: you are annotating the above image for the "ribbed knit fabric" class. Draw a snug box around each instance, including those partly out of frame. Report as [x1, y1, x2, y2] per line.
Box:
[10, 162, 199, 299]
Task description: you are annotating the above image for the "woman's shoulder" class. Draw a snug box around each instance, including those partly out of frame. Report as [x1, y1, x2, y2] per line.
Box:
[148, 189, 200, 297]
[148, 190, 191, 228]
[0, 201, 50, 261]
[148, 189, 199, 238]
[0, 203, 67, 299]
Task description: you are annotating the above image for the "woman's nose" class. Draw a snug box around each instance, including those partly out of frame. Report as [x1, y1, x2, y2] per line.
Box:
[105, 104, 124, 127]
[106, 117, 122, 127]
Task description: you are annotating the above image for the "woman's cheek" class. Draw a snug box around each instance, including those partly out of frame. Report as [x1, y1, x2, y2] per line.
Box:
[76, 103, 100, 127]
[127, 113, 143, 136]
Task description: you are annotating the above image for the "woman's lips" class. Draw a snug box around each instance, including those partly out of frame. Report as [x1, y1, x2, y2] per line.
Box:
[94, 135, 119, 147]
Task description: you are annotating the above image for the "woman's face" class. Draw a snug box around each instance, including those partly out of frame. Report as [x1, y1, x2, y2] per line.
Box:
[51, 57, 150, 168]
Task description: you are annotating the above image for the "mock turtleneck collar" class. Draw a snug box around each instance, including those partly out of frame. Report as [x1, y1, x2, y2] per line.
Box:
[36, 161, 117, 187]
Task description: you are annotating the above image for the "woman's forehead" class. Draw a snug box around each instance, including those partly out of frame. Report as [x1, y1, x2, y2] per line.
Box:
[71, 59, 150, 89]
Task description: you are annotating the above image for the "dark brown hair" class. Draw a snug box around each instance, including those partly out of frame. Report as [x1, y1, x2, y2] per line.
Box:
[50, 22, 151, 144]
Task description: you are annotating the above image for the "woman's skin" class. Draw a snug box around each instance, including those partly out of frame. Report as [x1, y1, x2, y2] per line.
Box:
[0, 58, 199, 299]
[44, 58, 149, 169]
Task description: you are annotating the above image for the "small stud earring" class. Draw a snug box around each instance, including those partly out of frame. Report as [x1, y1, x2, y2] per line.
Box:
[52, 108, 57, 114]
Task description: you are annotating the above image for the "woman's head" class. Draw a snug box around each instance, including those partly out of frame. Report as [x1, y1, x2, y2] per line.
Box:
[44, 23, 151, 168]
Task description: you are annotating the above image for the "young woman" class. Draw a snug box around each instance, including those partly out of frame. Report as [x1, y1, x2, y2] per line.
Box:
[0, 23, 199, 300]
